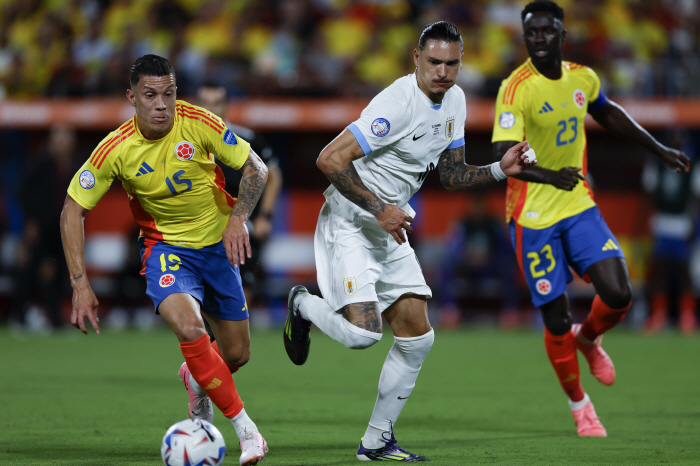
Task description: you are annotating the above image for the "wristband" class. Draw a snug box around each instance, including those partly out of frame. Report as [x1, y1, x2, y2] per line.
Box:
[490, 161, 507, 181]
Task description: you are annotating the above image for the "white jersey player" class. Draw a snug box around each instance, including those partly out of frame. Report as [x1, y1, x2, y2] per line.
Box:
[284, 21, 534, 462]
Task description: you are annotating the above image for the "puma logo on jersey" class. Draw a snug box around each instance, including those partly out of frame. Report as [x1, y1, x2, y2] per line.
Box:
[204, 378, 222, 390]
[602, 239, 619, 251]
[135, 162, 155, 177]
[538, 102, 554, 113]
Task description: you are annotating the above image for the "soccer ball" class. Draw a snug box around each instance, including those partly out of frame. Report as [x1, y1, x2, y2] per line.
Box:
[161, 419, 226, 466]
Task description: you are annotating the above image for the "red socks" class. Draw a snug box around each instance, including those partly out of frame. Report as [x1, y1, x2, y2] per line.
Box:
[580, 295, 630, 342]
[544, 328, 584, 402]
[180, 334, 243, 418]
[211, 340, 240, 374]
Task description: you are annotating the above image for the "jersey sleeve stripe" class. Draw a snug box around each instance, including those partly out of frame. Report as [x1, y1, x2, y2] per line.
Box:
[95, 127, 135, 169]
[179, 103, 226, 131]
[506, 71, 532, 106]
[525, 61, 540, 76]
[347, 123, 372, 155]
[446, 136, 465, 149]
[502, 68, 530, 105]
[90, 120, 134, 166]
[177, 106, 225, 134]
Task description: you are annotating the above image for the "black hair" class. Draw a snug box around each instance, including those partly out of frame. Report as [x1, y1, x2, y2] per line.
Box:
[129, 54, 176, 87]
[418, 21, 463, 52]
[521, 0, 564, 23]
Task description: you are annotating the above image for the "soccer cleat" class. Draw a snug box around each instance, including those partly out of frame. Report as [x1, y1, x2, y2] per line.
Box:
[571, 399, 607, 437]
[283, 285, 312, 365]
[572, 324, 615, 386]
[239, 430, 268, 466]
[178, 362, 214, 424]
[356, 427, 429, 461]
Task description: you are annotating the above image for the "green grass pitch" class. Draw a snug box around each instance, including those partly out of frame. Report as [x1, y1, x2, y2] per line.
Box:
[0, 326, 698, 465]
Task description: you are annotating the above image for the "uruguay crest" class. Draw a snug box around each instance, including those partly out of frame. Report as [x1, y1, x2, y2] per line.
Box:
[445, 117, 455, 141]
[343, 277, 357, 296]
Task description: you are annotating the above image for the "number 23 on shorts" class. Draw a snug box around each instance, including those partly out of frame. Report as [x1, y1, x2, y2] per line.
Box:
[527, 244, 556, 278]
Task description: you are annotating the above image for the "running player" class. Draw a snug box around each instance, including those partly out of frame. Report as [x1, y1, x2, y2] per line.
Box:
[60, 55, 269, 465]
[284, 22, 534, 461]
[492, 1, 689, 437]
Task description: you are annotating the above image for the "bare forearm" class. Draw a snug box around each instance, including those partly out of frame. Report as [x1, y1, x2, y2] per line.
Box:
[493, 141, 554, 184]
[230, 152, 268, 221]
[257, 164, 281, 216]
[59, 196, 88, 286]
[322, 162, 385, 215]
[438, 146, 496, 192]
[593, 101, 663, 155]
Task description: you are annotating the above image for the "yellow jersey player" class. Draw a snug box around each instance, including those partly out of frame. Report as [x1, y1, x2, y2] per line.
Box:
[60, 55, 269, 466]
[492, 1, 689, 437]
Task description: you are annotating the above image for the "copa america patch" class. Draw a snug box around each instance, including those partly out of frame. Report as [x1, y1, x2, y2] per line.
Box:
[223, 129, 238, 146]
[371, 118, 391, 137]
[536, 278, 552, 295]
[79, 170, 95, 189]
[573, 89, 586, 109]
[499, 111, 515, 129]
[174, 141, 195, 161]
[159, 274, 175, 288]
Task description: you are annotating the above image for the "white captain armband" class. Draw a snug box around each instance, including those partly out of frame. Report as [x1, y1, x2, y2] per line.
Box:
[490, 161, 507, 181]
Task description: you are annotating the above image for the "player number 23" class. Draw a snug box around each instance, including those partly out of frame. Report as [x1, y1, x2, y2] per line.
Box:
[160, 253, 182, 272]
[556, 117, 578, 146]
[527, 244, 556, 278]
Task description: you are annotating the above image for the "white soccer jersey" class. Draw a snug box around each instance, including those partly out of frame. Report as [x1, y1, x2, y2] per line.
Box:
[324, 73, 467, 229]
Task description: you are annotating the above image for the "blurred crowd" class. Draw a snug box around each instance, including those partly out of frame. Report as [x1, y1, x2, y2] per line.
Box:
[1, 0, 700, 99]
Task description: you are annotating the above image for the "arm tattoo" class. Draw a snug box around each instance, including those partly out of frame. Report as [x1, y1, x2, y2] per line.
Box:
[231, 153, 268, 218]
[340, 302, 381, 333]
[323, 162, 385, 215]
[438, 146, 496, 191]
[71, 273, 83, 282]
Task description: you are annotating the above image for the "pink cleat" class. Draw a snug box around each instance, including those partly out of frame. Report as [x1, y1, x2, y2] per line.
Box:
[570, 398, 607, 437]
[239, 430, 268, 466]
[572, 324, 615, 386]
[178, 362, 214, 424]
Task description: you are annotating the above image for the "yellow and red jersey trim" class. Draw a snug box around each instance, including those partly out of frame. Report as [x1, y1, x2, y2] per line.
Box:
[176, 102, 225, 134]
[502, 66, 534, 106]
[89, 119, 136, 169]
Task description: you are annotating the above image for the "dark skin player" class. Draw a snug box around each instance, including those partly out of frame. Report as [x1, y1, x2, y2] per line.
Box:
[493, 10, 690, 336]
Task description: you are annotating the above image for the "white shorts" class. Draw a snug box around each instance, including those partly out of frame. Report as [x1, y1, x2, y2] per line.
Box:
[314, 202, 432, 313]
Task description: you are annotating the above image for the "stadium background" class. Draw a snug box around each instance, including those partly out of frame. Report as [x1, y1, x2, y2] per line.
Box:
[1, 0, 700, 332]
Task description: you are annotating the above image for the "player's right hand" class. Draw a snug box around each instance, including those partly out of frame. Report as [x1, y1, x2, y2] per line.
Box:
[71, 282, 100, 335]
[548, 167, 585, 191]
[375, 204, 414, 245]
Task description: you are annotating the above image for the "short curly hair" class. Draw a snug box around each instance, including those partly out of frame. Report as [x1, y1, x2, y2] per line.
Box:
[521, 0, 565, 23]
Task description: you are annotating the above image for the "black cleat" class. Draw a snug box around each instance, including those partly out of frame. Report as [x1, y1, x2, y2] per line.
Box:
[284, 285, 312, 365]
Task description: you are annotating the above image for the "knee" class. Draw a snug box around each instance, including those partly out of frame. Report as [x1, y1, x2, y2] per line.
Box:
[542, 312, 572, 336]
[175, 323, 208, 343]
[220, 344, 250, 367]
[342, 319, 382, 349]
[599, 284, 633, 309]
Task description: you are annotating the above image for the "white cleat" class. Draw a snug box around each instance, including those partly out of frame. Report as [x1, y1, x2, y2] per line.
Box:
[239, 430, 268, 466]
[178, 362, 214, 424]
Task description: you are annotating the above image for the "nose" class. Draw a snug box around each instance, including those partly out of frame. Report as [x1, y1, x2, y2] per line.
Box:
[436, 63, 447, 78]
[155, 94, 166, 110]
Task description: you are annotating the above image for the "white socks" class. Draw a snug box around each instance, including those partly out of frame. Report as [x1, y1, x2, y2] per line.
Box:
[569, 392, 590, 411]
[363, 330, 435, 449]
[297, 294, 382, 349]
[230, 408, 258, 440]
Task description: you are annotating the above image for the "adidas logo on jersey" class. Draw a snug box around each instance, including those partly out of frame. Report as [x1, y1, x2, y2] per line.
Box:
[135, 162, 154, 177]
[538, 102, 554, 113]
[602, 239, 619, 251]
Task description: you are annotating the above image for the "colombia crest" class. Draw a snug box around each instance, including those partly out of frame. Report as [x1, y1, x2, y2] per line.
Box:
[175, 141, 195, 161]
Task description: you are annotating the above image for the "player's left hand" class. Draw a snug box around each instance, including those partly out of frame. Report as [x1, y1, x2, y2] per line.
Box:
[223, 215, 251, 268]
[658, 147, 690, 173]
[500, 140, 536, 176]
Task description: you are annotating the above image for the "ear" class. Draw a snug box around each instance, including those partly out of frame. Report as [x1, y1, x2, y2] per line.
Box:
[413, 49, 420, 67]
[126, 88, 136, 108]
[562, 28, 567, 42]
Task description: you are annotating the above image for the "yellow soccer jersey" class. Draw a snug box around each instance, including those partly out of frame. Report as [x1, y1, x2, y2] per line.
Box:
[67, 100, 251, 249]
[492, 59, 605, 229]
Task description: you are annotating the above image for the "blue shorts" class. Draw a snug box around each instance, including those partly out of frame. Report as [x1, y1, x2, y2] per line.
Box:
[139, 239, 249, 320]
[653, 236, 690, 261]
[509, 206, 625, 307]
